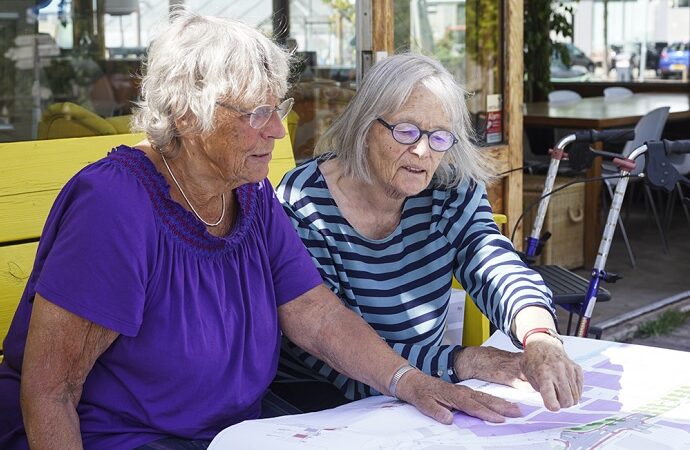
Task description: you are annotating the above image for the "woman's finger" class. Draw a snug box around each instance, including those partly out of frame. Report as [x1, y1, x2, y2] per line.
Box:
[451, 387, 521, 422]
[538, 379, 561, 411]
[415, 396, 455, 425]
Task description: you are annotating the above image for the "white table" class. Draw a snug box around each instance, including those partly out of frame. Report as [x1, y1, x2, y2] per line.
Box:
[210, 333, 690, 449]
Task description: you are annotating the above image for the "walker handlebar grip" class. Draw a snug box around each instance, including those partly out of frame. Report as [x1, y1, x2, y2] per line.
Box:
[574, 129, 635, 144]
[663, 139, 690, 155]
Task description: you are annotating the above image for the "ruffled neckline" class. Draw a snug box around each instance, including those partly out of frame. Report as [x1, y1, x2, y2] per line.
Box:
[107, 145, 258, 256]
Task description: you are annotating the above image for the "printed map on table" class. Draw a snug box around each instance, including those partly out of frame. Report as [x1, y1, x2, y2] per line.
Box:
[209, 333, 690, 450]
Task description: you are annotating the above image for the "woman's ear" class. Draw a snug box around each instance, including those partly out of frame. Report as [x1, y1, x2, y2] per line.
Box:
[173, 111, 195, 136]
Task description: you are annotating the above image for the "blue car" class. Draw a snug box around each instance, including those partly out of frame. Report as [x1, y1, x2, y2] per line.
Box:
[658, 42, 690, 79]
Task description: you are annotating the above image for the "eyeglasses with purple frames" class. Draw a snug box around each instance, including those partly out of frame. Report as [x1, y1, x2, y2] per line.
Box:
[376, 118, 458, 152]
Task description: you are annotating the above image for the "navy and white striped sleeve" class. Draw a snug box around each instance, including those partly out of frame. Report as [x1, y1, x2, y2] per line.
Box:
[446, 182, 556, 347]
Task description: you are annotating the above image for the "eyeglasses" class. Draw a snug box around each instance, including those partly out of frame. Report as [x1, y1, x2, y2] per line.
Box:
[216, 97, 294, 129]
[376, 118, 458, 152]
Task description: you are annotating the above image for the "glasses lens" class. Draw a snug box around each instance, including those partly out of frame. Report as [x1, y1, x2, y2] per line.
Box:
[392, 123, 421, 144]
[428, 131, 455, 151]
[277, 98, 294, 120]
[249, 105, 273, 129]
[248, 98, 295, 129]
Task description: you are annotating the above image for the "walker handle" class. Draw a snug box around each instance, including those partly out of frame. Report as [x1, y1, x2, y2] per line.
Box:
[574, 129, 635, 144]
[663, 139, 690, 155]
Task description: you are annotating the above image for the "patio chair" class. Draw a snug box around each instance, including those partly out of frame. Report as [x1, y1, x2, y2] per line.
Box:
[601, 106, 670, 267]
[664, 152, 690, 230]
[548, 90, 582, 104]
[603, 87, 634, 99]
[37, 102, 131, 140]
[548, 91, 583, 155]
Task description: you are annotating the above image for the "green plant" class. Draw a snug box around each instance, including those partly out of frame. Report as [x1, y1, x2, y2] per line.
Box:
[524, 1, 576, 102]
[634, 309, 690, 339]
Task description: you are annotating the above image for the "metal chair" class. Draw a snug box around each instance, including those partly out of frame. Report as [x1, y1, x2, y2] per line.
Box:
[548, 90, 582, 104]
[548, 91, 583, 147]
[664, 152, 690, 230]
[601, 106, 671, 267]
[603, 87, 634, 99]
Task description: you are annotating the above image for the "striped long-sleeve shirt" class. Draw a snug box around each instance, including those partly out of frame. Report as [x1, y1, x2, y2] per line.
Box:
[275, 156, 555, 400]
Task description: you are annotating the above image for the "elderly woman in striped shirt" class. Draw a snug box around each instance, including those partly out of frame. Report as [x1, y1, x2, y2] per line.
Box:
[273, 53, 582, 415]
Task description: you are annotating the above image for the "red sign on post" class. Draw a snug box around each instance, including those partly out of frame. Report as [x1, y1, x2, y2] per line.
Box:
[486, 94, 502, 144]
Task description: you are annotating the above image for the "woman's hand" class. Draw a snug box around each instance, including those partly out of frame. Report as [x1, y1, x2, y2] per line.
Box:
[394, 370, 522, 425]
[453, 346, 532, 390]
[279, 286, 521, 425]
[519, 334, 583, 411]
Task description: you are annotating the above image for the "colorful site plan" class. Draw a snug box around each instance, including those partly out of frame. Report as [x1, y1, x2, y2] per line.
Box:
[209, 333, 690, 449]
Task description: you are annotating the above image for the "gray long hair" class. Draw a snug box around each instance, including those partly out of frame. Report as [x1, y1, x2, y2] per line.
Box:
[316, 53, 495, 187]
[131, 9, 291, 155]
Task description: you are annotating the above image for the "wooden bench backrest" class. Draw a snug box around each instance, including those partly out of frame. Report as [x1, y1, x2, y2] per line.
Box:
[0, 128, 296, 352]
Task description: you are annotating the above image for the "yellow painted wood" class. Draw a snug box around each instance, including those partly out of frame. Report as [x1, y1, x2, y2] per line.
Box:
[0, 242, 38, 353]
[0, 122, 295, 243]
[0, 134, 145, 242]
[458, 214, 508, 346]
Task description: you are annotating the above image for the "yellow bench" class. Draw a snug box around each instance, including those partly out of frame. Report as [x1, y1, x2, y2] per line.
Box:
[0, 125, 491, 358]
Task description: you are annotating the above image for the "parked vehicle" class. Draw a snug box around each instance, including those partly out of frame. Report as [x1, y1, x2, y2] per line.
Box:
[550, 58, 589, 82]
[658, 42, 690, 79]
[647, 42, 668, 71]
[564, 43, 595, 73]
[552, 42, 595, 73]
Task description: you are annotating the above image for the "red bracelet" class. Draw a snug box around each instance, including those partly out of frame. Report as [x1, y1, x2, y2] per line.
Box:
[521, 327, 562, 348]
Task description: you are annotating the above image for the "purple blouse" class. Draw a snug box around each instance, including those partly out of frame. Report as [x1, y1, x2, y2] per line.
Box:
[0, 146, 322, 450]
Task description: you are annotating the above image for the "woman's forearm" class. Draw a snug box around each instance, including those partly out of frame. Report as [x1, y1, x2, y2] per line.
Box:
[21, 295, 118, 450]
[22, 395, 83, 450]
[279, 285, 405, 395]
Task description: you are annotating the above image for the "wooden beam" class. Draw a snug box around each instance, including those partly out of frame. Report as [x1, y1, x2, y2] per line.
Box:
[504, 0, 524, 247]
[372, 0, 393, 54]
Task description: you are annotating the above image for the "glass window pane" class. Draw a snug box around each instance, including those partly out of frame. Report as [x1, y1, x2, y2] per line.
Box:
[0, 1, 276, 143]
[288, 0, 357, 162]
[569, 0, 690, 83]
[393, 0, 504, 146]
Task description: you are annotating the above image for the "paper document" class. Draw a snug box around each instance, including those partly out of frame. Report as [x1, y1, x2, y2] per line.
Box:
[210, 333, 690, 449]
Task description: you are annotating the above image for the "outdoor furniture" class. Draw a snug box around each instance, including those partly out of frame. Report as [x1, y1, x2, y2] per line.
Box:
[548, 90, 582, 104]
[601, 106, 671, 267]
[603, 87, 634, 99]
[37, 102, 131, 140]
[524, 92, 690, 266]
[665, 151, 690, 230]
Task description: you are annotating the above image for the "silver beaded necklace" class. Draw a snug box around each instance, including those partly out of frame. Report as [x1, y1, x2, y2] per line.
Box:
[161, 154, 226, 227]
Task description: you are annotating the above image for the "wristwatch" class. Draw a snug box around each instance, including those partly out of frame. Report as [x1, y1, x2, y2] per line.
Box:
[521, 327, 563, 348]
[389, 365, 416, 398]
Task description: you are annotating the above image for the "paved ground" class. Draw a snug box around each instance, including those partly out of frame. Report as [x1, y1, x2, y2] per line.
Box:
[552, 194, 690, 347]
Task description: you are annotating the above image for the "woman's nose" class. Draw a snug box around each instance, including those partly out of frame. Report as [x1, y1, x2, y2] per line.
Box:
[410, 135, 431, 157]
[262, 111, 287, 140]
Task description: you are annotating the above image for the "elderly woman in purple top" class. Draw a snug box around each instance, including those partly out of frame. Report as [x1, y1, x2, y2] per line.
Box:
[0, 10, 530, 450]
